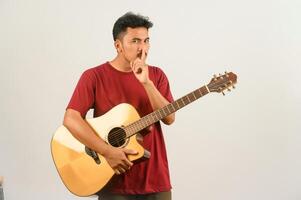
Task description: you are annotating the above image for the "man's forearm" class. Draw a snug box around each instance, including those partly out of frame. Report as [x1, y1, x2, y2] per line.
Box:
[63, 109, 111, 155]
[142, 81, 175, 125]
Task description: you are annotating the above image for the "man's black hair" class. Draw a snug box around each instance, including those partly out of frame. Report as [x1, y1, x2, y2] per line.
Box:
[113, 12, 153, 41]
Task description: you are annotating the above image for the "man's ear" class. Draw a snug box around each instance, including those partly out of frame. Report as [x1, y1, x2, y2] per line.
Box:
[114, 39, 122, 53]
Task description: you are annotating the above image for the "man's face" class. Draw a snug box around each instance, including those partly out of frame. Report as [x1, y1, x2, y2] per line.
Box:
[117, 27, 150, 62]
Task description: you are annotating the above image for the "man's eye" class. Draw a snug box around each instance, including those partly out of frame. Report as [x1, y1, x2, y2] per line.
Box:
[132, 39, 139, 43]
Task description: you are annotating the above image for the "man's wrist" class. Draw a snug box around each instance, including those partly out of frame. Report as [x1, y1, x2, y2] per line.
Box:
[142, 80, 154, 87]
[100, 144, 113, 157]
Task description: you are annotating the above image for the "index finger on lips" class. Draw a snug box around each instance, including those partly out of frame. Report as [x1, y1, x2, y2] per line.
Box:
[141, 48, 147, 63]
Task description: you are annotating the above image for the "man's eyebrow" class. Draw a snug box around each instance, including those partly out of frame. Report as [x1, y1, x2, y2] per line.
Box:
[132, 37, 150, 41]
[132, 37, 141, 41]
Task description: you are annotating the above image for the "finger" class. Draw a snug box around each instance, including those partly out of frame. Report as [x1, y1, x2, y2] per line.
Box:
[132, 60, 143, 74]
[123, 148, 138, 155]
[122, 158, 133, 168]
[141, 48, 146, 62]
[140, 127, 149, 135]
[147, 125, 153, 132]
[130, 61, 136, 73]
[115, 169, 120, 175]
[118, 167, 126, 173]
[137, 51, 142, 59]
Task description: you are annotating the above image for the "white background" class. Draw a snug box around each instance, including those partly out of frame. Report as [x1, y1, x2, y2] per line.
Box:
[0, 0, 300, 199]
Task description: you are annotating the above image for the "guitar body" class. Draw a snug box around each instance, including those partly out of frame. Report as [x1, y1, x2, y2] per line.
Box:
[51, 103, 150, 196]
[51, 72, 237, 197]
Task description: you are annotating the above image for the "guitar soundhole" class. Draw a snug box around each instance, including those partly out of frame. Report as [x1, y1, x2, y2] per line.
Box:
[107, 127, 127, 147]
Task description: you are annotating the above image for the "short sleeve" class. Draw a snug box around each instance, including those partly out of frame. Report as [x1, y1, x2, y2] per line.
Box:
[155, 67, 174, 103]
[66, 70, 95, 117]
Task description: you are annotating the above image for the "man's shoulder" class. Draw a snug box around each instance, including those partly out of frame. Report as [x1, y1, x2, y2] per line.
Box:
[148, 65, 164, 73]
[84, 62, 108, 73]
[148, 65, 167, 77]
[80, 62, 109, 78]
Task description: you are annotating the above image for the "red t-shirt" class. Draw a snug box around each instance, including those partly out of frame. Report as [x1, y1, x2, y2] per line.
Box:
[67, 62, 173, 194]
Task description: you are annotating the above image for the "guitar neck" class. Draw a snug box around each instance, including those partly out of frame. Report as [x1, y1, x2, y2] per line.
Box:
[125, 85, 210, 137]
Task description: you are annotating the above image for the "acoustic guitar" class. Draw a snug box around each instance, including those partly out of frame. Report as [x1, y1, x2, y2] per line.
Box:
[51, 72, 237, 196]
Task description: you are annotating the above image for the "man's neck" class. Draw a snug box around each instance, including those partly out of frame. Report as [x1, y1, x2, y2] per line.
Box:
[109, 56, 132, 72]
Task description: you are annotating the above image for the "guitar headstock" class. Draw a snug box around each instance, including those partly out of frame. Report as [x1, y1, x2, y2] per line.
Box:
[207, 72, 237, 95]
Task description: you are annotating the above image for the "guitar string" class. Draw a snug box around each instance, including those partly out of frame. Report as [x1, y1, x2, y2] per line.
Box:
[105, 86, 205, 145]
[105, 101, 188, 145]
[105, 81, 229, 145]
[106, 102, 179, 145]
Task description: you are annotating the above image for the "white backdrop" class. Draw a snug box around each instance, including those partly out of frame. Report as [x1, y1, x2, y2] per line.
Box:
[1, 0, 300, 199]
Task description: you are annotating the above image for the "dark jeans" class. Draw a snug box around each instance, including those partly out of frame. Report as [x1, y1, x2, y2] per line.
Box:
[98, 191, 172, 200]
[0, 186, 3, 200]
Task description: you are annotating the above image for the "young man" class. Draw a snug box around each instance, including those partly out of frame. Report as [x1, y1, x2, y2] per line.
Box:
[63, 12, 175, 200]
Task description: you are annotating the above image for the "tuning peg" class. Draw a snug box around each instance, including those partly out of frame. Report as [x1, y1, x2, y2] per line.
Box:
[213, 74, 217, 81]
[225, 71, 229, 77]
[232, 85, 236, 89]
[222, 91, 225, 96]
[227, 87, 231, 92]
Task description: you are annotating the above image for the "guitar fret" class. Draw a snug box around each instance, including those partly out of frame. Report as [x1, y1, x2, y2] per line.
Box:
[175, 100, 180, 109]
[192, 91, 197, 100]
[182, 96, 186, 106]
[129, 125, 133, 135]
[133, 123, 137, 133]
[125, 84, 212, 138]
[150, 114, 155, 124]
[155, 112, 160, 121]
[135, 123, 140, 133]
[166, 105, 171, 114]
[143, 118, 147, 128]
[167, 104, 173, 113]
[188, 93, 193, 102]
[131, 124, 136, 134]
[159, 109, 164, 118]
[170, 104, 176, 113]
[180, 97, 185, 106]
[143, 118, 148, 128]
[163, 107, 168, 116]
[184, 95, 190, 104]
[146, 115, 150, 126]
[148, 113, 155, 124]
[138, 122, 141, 131]
[140, 121, 145, 130]
[164, 106, 168, 114]
[153, 111, 157, 121]
[154, 112, 159, 122]
[197, 88, 202, 97]
[180, 98, 185, 107]
[187, 94, 191, 102]
[187, 95, 191, 103]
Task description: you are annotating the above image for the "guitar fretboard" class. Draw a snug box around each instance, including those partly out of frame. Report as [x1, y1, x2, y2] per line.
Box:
[124, 85, 210, 137]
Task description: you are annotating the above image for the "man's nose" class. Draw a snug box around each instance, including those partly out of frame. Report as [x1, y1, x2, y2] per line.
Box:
[138, 42, 149, 51]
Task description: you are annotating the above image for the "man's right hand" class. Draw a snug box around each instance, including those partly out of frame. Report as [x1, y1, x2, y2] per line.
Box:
[103, 146, 138, 175]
